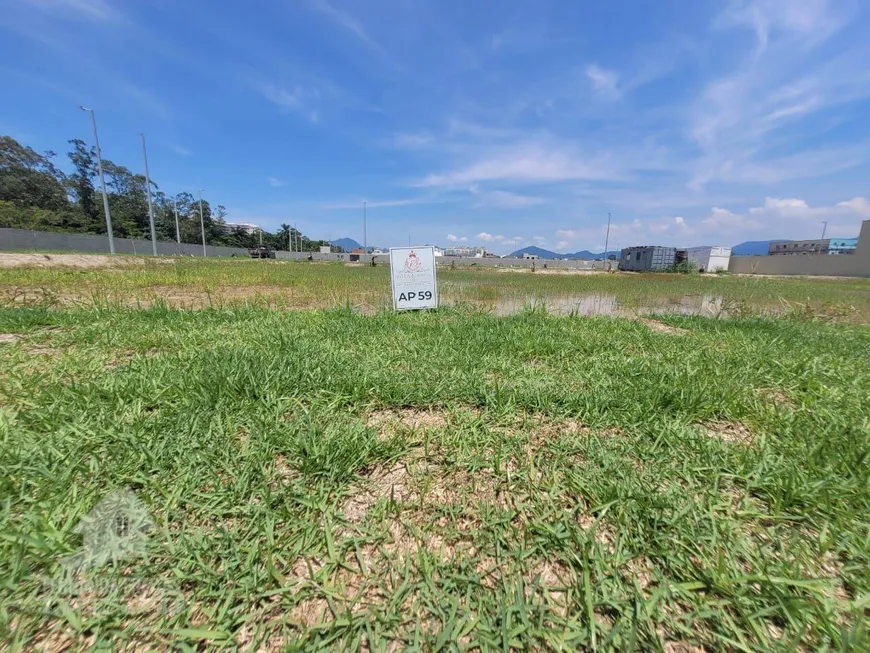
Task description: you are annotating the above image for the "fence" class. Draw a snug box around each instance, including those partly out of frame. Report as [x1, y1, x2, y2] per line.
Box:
[0, 228, 249, 257]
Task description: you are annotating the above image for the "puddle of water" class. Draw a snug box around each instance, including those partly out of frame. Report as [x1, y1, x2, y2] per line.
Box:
[449, 294, 726, 317]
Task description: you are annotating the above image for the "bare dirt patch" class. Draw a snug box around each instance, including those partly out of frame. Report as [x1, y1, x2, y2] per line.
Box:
[638, 318, 690, 335]
[757, 387, 796, 409]
[366, 407, 451, 437]
[0, 253, 173, 269]
[0, 333, 22, 343]
[700, 420, 753, 445]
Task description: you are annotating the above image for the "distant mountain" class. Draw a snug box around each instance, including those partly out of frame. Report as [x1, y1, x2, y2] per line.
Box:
[731, 240, 790, 256]
[568, 250, 621, 260]
[330, 238, 362, 252]
[508, 246, 621, 260]
[509, 246, 559, 259]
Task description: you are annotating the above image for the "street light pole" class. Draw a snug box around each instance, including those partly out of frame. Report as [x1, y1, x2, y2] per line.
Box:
[140, 133, 158, 255]
[603, 212, 612, 270]
[80, 106, 115, 254]
[821, 221, 828, 239]
[173, 200, 181, 251]
[198, 189, 206, 257]
[363, 201, 367, 253]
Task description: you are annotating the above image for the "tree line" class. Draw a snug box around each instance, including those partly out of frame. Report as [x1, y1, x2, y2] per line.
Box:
[0, 135, 333, 252]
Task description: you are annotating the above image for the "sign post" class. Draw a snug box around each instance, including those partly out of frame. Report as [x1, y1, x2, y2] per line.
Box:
[390, 246, 438, 310]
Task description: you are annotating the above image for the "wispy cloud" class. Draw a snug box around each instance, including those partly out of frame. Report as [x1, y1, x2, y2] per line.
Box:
[31, 0, 121, 22]
[586, 63, 621, 99]
[446, 234, 468, 242]
[309, 0, 393, 64]
[120, 84, 170, 120]
[321, 196, 453, 210]
[255, 82, 322, 123]
[469, 186, 545, 209]
[267, 176, 286, 188]
[171, 145, 193, 156]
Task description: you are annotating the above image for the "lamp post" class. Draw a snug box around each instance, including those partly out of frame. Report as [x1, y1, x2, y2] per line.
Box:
[198, 189, 206, 257]
[821, 221, 828, 239]
[603, 212, 612, 270]
[140, 133, 157, 255]
[173, 200, 181, 253]
[79, 106, 115, 254]
[363, 201, 367, 253]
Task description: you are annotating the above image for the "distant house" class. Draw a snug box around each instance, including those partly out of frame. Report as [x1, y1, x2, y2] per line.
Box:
[445, 246, 486, 257]
[522, 253, 539, 260]
[829, 238, 858, 255]
[769, 240, 829, 255]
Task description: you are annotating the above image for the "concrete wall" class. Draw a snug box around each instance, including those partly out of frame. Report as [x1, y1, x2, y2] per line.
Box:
[0, 228, 250, 257]
[276, 251, 605, 269]
[728, 220, 870, 277]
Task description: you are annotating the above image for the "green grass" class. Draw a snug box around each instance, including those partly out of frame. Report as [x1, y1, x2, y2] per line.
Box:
[2, 299, 869, 650]
[2, 257, 870, 320]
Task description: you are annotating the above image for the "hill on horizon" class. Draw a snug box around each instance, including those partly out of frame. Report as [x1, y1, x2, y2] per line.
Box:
[509, 246, 620, 260]
[330, 237, 362, 252]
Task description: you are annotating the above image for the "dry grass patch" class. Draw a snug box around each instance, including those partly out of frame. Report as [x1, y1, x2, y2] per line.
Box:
[757, 386, 796, 409]
[700, 420, 753, 445]
[638, 318, 690, 335]
[0, 333, 22, 343]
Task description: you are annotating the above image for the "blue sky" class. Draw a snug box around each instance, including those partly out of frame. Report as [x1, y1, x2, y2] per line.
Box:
[2, 0, 870, 253]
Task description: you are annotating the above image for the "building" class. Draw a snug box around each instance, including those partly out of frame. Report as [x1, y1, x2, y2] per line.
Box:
[221, 222, 259, 235]
[619, 246, 676, 271]
[444, 246, 487, 258]
[769, 239, 829, 255]
[319, 245, 331, 254]
[522, 253, 539, 260]
[686, 246, 732, 272]
[829, 238, 858, 255]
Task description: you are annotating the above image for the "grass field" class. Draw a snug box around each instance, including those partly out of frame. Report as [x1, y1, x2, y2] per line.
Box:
[1, 258, 870, 651]
[2, 256, 870, 320]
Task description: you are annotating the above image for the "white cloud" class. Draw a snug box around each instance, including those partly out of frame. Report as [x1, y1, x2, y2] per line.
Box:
[469, 186, 545, 209]
[321, 196, 453, 210]
[446, 234, 459, 242]
[171, 145, 193, 156]
[31, 0, 119, 21]
[267, 177, 286, 188]
[716, 0, 843, 51]
[555, 229, 576, 238]
[533, 236, 547, 244]
[394, 132, 435, 149]
[702, 196, 868, 239]
[586, 63, 620, 99]
[310, 0, 394, 64]
[256, 82, 324, 123]
[415, 142, 624, 187]
[556, 241, 570, 250]
[476, 232, 495, 242]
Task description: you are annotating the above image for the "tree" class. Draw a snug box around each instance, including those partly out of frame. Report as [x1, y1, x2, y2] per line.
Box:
[66, 139, 100, 231]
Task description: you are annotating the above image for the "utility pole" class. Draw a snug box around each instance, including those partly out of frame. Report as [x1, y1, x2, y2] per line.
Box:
[288, 225, 292, 252]
[821, 221, 828, 239]
[140, 134, 157, 255]
[79, 107, 115, 254]
[173, 200, 181, 251]
[198, 189, 207, 257]
[363, 201, 367, 253]
[259, 226, 263, 246]
[295, 222, 299, 253]
[603, 212, 612, 269]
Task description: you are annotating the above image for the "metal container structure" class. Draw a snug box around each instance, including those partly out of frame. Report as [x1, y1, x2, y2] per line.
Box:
[618, 246, 676, 271]
[686, 246, 732, 272]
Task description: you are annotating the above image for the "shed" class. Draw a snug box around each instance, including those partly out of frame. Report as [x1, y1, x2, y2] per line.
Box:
[618, 246, 676, 271]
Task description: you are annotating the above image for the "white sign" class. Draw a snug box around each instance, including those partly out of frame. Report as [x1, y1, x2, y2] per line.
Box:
[390, 246, 438, 311]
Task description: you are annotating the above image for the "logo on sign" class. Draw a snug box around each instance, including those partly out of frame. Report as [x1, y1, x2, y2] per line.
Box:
[403, 251, 426, 273]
